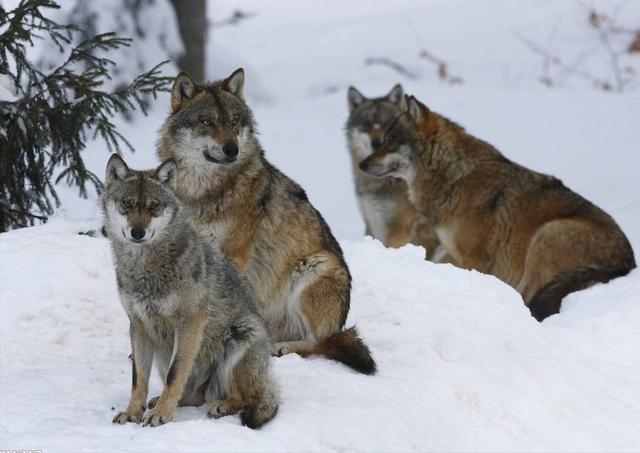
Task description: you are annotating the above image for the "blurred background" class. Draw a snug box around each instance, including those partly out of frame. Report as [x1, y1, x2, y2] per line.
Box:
[2, 0, 639, 243]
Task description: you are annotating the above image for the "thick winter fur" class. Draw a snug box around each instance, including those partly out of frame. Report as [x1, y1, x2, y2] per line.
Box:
[157, 70, 375, 374]
[360, 95, 636, 320]
[346, 85, 440, 257]
[103, 155, 278, 428]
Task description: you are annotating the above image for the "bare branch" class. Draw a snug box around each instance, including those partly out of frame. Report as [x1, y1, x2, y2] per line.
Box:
[364, 57, 419, 80]
[418, 50, 463, 85]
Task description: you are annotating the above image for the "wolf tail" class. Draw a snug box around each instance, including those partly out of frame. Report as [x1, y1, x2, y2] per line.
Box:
[240, 379, 279, 429]
[528, 266, 633, 321]
[313, 327, 376, 375]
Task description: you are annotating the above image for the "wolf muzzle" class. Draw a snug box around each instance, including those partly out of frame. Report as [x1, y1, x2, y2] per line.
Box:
[203, 149, 237, 165]
[359, 156, 391, 177]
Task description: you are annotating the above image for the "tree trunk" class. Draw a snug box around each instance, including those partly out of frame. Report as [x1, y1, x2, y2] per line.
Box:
[169, 0, 206, 82]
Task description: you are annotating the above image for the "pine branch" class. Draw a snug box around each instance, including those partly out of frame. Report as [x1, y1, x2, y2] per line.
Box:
[0, 0, 173, 232]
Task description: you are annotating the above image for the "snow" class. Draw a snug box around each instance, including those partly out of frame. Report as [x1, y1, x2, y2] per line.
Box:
[2, 0, 640, 451]
[1, 226, 639, 451]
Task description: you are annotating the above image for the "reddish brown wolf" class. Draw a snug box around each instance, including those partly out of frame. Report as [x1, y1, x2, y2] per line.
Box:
[360, 95, 636, 320]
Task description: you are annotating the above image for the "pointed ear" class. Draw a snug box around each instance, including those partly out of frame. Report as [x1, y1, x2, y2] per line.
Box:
[105, 154, 130, 186]
[171, 72, 196, 112]
[223, 68, 245, 99]
[407, 96, 428, 122]
[386, 84, 405, 107]
[348, 86, 366, 111]
[154, 159, 177, 190]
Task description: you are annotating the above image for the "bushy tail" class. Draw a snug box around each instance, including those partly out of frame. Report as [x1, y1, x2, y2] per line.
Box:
[240, 381, 279, 429]
[313, 327, 376, 375]
[528, 266, 633, 321]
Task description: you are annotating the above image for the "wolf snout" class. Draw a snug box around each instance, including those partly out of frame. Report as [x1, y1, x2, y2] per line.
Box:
[359, 157, 371, 173]
[202, 146, 237, 165]
[130, 226, 146, 241]
[222, 141, 239, 158]
[359, 157, 389, 177]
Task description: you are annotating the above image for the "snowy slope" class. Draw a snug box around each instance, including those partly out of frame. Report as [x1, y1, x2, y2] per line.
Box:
[2, 0, 640, 451]
[1, 224, 639, 452]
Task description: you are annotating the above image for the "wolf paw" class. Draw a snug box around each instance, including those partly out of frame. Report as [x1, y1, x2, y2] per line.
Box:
[142, 408, 173, 427]
[272, 342, 290, 357]
[112, 408, 144, 424]
[207, 399, 241, 419]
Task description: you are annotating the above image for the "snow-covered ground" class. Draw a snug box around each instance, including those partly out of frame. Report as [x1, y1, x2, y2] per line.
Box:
[2, 226, 639, 452]
[1, 1, 640, 451]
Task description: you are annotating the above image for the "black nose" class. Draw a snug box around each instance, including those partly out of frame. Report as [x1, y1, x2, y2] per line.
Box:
[130, 227, 145, 240]
[359, 159, 370, 172]
[222, 142, 239, 158]
[371, 139, 382, 150]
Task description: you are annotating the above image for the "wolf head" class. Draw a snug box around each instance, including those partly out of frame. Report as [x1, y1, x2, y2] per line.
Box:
[346, 84, 406, 161]
[102, 154, 180, 245]
[158, 69, 258, 198]
[359, 95, 433, 182]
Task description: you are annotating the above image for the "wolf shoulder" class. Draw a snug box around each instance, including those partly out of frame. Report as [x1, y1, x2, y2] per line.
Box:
[259, 160, 335, 231]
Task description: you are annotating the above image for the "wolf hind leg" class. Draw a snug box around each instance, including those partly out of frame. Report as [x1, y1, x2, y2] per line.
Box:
[207, 391, 243, 419]
[233, 343, 278, 429]
[277, 268, 348, 357]
[273, 255, 348, 357]
[206, 364, 242, 418]
[272, 339, 315, 357]
[517, 218, 629, 320]
[279, 261, 376, 374]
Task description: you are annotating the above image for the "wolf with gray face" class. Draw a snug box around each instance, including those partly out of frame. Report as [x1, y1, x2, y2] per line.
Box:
[346, 85, 439, 257]
[103, 154, 278, 428]
[157, 69, 375, 374]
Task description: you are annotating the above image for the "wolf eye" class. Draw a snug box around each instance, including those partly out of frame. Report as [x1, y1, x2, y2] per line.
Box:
[148, 201, 161, 213]
[231, 116, 240, 126]
[201, 119, 212, 126]
[120, 200, 133, 210]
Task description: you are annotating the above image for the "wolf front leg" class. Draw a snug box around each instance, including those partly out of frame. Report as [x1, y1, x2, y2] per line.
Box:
[113, 320, 154, 424]
[142, 312, 207, 427]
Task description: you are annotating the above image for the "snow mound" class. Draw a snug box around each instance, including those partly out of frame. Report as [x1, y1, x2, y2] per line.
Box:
[1, 223, 639, 452]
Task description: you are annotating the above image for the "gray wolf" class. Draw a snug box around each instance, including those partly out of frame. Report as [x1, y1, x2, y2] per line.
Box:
[360, 95, 636, 320]
[157, 69, 376, 374]
[103, 154, 278, 428]
[346, 85, 440, 257]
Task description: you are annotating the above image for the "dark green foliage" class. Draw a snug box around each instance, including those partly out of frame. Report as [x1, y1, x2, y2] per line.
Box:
[0, 0, 173, 232]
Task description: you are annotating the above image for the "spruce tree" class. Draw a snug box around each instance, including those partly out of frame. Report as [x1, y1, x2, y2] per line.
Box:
[0, 0, 172, 232]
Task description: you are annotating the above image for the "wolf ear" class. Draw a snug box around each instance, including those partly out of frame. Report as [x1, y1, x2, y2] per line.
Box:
[386, 84, 405, 107]
[171, 72, 196, 112]
[105, 154, 130, 186]
[223, 68, 245, 99]
[407, 95, 428, 122]
[155, 159, 177, 190]
[348, 86, 366, 111]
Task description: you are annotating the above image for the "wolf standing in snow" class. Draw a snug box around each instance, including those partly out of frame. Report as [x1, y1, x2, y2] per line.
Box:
[157, 69, 376, 374]
[346, 85, 440, 257]
[103, 155, 278, 428]
[360, 95, 636, 321]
